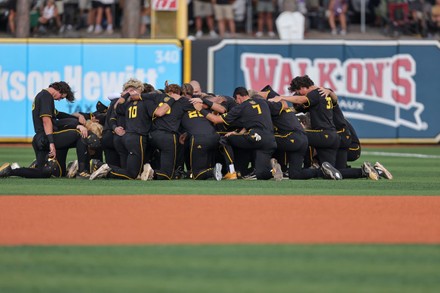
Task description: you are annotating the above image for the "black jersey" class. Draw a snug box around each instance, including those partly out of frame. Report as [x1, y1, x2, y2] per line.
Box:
[305, 89, 336, 131]
[104, 99, 118, 131]
[222, 96, 238, 111]
[268, 101, 305, 134]
[181, 99, 217, 135]
[122, 98, 156, 136]
[332, 103, 347, 131]
[141, 92, 167, 103]
[32, 89, 57, 133]
[220, 98, 274, 133]
[151, 96, 186, 133]
[346, 120, 359, 145]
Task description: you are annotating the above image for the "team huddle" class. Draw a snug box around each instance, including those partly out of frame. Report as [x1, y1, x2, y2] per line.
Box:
[0, 75, 393, 181]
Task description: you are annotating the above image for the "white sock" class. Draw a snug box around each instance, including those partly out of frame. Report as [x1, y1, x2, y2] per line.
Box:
[229, 164, 235, 174]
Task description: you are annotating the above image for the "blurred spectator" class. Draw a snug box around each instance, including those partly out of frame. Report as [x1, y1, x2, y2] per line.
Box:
[369, 0, 382, 27]
[37, 0, 62, 33]
[408, 0, 428, 36]
[281, 0, 310, 30]
[93, 0, 114, 34]
[301, 0, 325, 31]
[86, 1, 97, 32]
[193, 0, 217, 37]
[7, 0, 16, 35]
[76, 0, 91, 29]
[212, 0, 236, 37]
[374, 0, 388, 28]
[140, 0, 151, 36]
[61, 0, 79, 32]
[429, 0, 440, 34]
[327, 0, 348, 35]
[255, 0, 276, 37]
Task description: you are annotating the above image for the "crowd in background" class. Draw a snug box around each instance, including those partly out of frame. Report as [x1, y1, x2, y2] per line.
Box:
[1, 0, 439, 38]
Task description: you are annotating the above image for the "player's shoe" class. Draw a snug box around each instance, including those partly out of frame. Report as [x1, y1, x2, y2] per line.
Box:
[0, 163, 12, 178]
[173, 166, 187, 179]
[140, 163, 154, 181]
[90, 159, 104, 174]
[89, 163, 111, 180]
[361, 161, 379, 180]
[76, 171, 91, 179]
[223, 172, 238, 180]
[66, 160, 78, 178]
[11, 162, 20, 170]
[213, 163, 222, 181]
[242, 171, 257, 180]
[321, 162, 343, 180]
[374, 162, 393, 180]
[271, 158, 283, 181]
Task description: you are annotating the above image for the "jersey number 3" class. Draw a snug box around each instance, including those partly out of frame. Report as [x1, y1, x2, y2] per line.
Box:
[325, 97, 333, 109]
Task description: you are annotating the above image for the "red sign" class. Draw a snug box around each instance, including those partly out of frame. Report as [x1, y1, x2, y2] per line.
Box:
[152, 0, 178, 11]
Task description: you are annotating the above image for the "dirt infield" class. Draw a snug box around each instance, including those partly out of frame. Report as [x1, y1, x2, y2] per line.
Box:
[1, 195, 439, 245]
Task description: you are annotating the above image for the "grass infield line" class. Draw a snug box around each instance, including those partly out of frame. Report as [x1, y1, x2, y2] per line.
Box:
[363, 151, 440, 159]
[1, 195, 439, 245]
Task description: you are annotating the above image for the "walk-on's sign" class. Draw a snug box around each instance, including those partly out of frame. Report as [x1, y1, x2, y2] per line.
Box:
[208, 40, 440, 142]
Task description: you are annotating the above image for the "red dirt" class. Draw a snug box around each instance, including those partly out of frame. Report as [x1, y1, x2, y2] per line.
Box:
[1, 195, 439, 245]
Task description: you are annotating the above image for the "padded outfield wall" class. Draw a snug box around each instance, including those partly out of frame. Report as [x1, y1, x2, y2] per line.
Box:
[191, 39, 440, 143]
[0, 39, 182, 141]
[1, 38, 439, 143]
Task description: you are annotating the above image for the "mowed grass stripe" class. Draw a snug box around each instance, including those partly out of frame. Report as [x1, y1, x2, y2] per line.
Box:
[0, 245, 439, 293]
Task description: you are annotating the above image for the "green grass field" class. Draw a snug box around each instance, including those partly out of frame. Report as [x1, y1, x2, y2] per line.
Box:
[0, 145, 440, 292]
[0, 145, 440, 195]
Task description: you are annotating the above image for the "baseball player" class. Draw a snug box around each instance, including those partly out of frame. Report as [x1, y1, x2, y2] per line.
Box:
[90, 78, 157, 180]
[276, 75, 342, 179]
[180, 84, 222, 180]
[193, 87, 280, 180]
[0, 81, 90, 178]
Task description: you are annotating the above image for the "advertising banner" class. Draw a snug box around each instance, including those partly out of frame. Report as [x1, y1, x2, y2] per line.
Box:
[207, 40, 440, 142]
[0, 40, 182, 140]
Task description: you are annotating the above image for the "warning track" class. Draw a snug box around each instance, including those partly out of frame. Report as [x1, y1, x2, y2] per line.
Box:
[1, 195, 439, 245]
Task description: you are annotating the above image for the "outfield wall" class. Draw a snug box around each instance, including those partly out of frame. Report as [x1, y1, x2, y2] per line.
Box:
[1, 38, 439, 143]
[197, 39, 440, 143]
[0, 39, 182, 141]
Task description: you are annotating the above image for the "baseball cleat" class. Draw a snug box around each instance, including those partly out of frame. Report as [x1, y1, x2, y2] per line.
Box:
[271, 158, 283, 181]
[223, 172, 238, 180]
[90, 159, 104, 174]
[242, 171, 257, 180]
[361, 161, 379, 180]
[374, 162, 393, 180]
[89, 163, 111, 180]
[321, 162, 343, 180]
[66, 160, 78, 178]
[11, 162, 20, 170]
[76, 171, 91, 179]
[213, 163, 222, 181]
[0, 163, 12, 178]
[140, 163, 154, 181]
